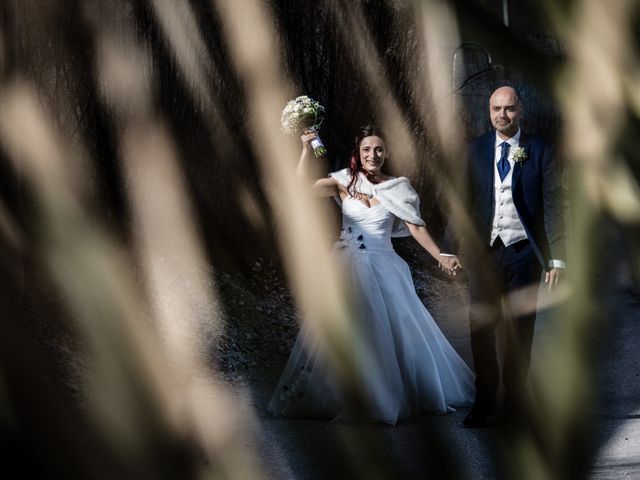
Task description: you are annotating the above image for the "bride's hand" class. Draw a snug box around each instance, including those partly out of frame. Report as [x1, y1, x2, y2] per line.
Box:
[439, 256, 462, 276]
[300, 129, 317, 152]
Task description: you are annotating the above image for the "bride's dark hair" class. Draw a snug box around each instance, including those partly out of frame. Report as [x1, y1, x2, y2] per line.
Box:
[347, 124, 386, 196]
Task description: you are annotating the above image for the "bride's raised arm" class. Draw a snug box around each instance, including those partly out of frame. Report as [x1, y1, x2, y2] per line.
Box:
[297, 130, 341, 198]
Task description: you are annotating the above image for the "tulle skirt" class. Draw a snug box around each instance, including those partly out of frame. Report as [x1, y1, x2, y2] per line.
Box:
[268, 244, 474, 425]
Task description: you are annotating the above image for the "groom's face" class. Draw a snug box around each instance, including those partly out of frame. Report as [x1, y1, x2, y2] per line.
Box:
[490, 90, 523, 139]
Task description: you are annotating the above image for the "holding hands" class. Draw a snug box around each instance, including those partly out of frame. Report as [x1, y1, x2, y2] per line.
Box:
[439, 255, 462, 276]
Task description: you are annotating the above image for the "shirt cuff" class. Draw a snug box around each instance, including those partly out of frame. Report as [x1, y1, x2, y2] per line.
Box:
[548, 259, 566, 269]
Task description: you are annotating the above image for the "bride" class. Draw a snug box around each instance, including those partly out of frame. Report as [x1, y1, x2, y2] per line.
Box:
[268, 125, 474, 424]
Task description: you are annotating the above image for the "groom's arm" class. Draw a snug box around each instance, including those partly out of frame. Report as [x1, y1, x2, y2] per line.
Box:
[541, 143, 566, 265]
[540, 142, 566, 291]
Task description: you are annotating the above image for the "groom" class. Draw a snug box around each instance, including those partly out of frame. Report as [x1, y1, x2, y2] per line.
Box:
[441, 86, 565, 428]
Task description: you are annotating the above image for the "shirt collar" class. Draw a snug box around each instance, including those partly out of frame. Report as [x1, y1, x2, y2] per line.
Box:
[495, 128, 521, 148]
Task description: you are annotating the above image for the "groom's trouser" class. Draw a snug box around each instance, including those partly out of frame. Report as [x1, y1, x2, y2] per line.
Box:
[467, 237, 542, 409]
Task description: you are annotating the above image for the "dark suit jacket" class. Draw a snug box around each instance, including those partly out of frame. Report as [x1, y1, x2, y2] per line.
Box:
[443, 131, 565, 269]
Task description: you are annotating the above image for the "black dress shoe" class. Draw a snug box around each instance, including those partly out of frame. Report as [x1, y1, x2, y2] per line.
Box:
[462, 405, 497, 428]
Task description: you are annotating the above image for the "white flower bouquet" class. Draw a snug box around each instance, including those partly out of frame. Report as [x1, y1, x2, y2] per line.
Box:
[281, 95, 327, 157]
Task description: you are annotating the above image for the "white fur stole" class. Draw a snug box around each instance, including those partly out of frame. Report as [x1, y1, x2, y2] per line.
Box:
[328, 168, 425, 237]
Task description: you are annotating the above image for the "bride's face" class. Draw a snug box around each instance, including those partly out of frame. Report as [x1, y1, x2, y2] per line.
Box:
[359, 135, 387, 175]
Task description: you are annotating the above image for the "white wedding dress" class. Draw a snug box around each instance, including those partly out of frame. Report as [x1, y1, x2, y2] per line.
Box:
[268, 171, 474, 424]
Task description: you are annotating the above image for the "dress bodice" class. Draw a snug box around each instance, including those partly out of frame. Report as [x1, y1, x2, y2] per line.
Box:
[328, 169, 425, 238]
[337, 197, 396, 252]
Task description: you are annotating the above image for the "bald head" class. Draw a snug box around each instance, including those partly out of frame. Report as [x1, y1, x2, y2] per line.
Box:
[490, 86, 521, 103]
[489, 86, 523, 139]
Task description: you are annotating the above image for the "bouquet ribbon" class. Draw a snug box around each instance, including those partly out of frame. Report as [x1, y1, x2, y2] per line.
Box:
[308, 127, 327, 157]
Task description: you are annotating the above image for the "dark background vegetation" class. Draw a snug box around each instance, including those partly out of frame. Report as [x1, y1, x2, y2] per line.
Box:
[1, 0, 569, 381]
[2, 1, 639, 479]
[1, 0, 564, 272]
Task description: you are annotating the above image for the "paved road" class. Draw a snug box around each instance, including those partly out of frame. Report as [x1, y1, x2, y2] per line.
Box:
[230, 228, 640, 480]
[584, 251, 640, 479]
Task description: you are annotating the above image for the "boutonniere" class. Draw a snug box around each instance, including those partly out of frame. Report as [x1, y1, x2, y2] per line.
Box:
[512, 146, 527, 163]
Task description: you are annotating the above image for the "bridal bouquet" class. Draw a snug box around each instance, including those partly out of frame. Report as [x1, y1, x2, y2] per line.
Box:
[281, 95, 327, 157]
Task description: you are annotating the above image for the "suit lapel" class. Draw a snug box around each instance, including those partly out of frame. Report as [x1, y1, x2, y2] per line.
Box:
[511, 132, 528, 188]
[480, 133, 495, 196]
